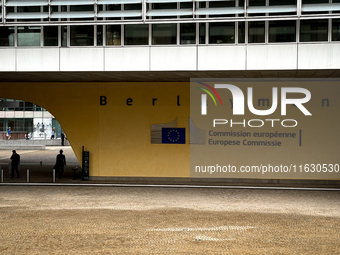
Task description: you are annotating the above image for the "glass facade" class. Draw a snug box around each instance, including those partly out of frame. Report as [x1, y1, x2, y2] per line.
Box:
[125, 24, 148, 45]
[17, 26, 41, 47]
[0, 99, 61, 140]
[106, 25, 121, 46]
[152, 24, 177, 45]
[0, 27, 14, 46]
[332, 19, 340, 41]
[70, 26, 94, 46]
[180, 23, 196, 45]
[248, 22, 265, 43]
[269, 21, 296, 43]
[0, 1, 339, 46]
[300, 20, 328, 42]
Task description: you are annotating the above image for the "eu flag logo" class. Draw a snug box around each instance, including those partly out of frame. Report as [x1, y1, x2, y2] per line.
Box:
[162, 128, 185, 144]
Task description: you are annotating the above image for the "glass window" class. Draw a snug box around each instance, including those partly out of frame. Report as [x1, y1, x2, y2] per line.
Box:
[332, 19, 340, 41]
[151, 3, 176, 19]
[0, 27, 15, 46]
[15, 102, 24, 111]
[180, 2, 192, 18]
[6, 99, 15, 111]
[44, 26, 58, 46]
[180, 23, 196, 44]
[209, 23, 235, 44]
[269, 20, 296, 42]
[302, 0, 328, 15]
[180, 2, 192, 8]
[25, 119, 34, 133]
[199, 2, 206, 18]
[18, 26, 41, 46]
[209, 0, 236, 17]
[70, 5, 93, 21]
[125, 24, 148, 45]
[152, 24, 177, 45]
[25, 102, 34, 111]
[0, 119, 4, 131]
[106, 4, 121, 20]
[199, 23, 206, 44]
[210, 1, 235, 8]
[35, 105, 42, 111]
[70, 5, 93, 11]
[106, 25, 121, 45]
[107, 4, 121, 11]
[17, 6, 41, 22]
[248, 21, 265, 43]
[61, 26, 67, 47]
[302, 0, 328, 3]
[6, 7, 14, 14]
[269, 0, 296, 15]
[300, 20, 328, 42]
[333, 0, 340, 14]
[124, 4, 142, 20]
[70, 26, 94, 46]
[50, 6, 59, 22]
[270, 0, 296, 5]
[238, 22, 245, 44]
[249, 0, 266, 16]
[97, 26, 103, 46]
[152, 3, 176, 9]
[8, 119, 16, 131]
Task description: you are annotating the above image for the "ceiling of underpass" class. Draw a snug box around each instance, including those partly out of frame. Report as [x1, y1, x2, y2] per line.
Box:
[0, 70, 340, 82]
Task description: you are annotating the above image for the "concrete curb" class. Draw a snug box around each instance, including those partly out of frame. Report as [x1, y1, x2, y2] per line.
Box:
[0, 182, 339, 191]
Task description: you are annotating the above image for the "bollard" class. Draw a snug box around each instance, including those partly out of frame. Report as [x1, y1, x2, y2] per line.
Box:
[53, 169, 56, 183]
[27, 169, 30, 183]
[1, 169, 3, 183]
[40, 161, 42, 172]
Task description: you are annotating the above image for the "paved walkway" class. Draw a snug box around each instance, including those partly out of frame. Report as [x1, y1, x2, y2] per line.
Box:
[0, 186, 339, 254]
[0, 147, 339, 254]
[0, 146, 81, 183]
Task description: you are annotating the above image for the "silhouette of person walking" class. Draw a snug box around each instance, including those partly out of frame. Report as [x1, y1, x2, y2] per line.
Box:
[61, 131, 65, 146]
[56, 149, 66, 179]
[10, 150, 20, 179]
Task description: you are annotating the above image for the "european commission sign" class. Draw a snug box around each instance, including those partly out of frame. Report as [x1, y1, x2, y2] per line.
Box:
[190, 79, 340, 180]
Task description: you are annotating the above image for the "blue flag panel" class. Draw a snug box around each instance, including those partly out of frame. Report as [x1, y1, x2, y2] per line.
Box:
[162, 128, 186, 144]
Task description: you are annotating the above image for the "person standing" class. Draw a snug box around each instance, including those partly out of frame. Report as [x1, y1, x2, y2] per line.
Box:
[61, 131, 65, 146]
[51, 128, 55, 139]
[10, 150, 20, 179]
[56, 149, 66, 179]
[7, 127, 11, 140]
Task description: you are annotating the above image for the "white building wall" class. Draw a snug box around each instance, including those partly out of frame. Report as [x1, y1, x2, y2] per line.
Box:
[0, 49, 16, 71]
[150, 46, 197, 71]
[198, 46, 246, 70]
[298, 44, 340, 69]
[0, 43, 339, 72]
[105, 47, 150, 71]
[17, 48, 60, 71]
[60, 48, 105, 71]
[247, 45, 298, 70]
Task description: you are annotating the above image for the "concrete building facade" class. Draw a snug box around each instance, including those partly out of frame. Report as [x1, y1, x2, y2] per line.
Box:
[0, 0, 339, 183]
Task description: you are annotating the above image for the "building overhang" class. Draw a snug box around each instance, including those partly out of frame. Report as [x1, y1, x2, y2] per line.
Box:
[1, 70, 340, 82]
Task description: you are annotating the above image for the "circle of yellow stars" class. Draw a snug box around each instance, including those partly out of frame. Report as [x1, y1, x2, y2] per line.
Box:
[167, 129, 180, 142]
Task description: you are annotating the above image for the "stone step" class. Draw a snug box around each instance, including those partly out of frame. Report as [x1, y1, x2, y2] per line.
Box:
[0, 145, 45, 150]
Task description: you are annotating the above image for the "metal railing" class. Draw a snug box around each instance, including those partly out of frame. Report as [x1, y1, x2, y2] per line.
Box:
[1, 0, 340, 26]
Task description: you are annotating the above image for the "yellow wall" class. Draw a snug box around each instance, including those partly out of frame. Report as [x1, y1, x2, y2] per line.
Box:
[1, 81, 338, 180]
[0, 82, 190, 178]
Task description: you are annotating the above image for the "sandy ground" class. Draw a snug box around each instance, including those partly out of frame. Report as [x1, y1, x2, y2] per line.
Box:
[0, 186, 339, 254]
